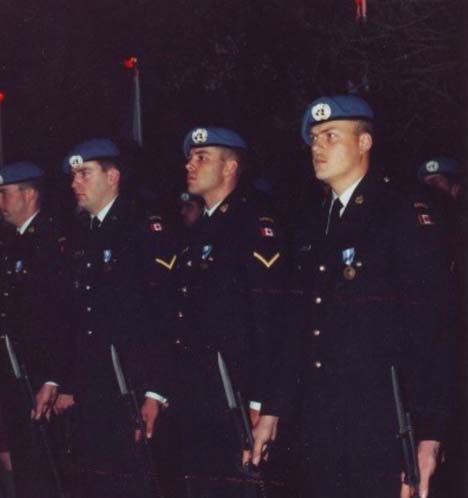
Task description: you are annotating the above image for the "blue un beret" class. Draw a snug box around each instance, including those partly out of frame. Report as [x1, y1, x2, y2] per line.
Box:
[183, 127, 247, 159]
[0, 161, 44, 186]
[418, 157, 461, 182]
[63, 138, 120, 173]
[301, 95, 374, 145]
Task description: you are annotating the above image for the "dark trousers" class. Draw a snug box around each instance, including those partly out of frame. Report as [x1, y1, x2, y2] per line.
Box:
[72, 391, 151, 498]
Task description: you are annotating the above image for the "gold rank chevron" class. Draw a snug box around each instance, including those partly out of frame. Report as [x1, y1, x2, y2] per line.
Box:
[155, 255, 177, 270]
[253, 252, 280, 269]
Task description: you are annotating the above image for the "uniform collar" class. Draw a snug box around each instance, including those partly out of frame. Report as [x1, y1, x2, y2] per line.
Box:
[92, 196, 118, 223]
[331, 176, 364, 215]
[17, 210, 40, 235]
[204, 199, 224, 217]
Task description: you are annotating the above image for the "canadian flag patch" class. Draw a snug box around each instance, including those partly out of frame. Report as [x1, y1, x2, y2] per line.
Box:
[150, 223, 163, 232]
[260, 227, 275, 237]
[418, 214, 434, 226]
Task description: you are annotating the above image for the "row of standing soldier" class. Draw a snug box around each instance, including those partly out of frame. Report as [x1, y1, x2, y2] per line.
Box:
[0, 94, 458, 498]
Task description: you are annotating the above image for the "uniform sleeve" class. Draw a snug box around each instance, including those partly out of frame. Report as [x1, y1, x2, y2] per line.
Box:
[129, 214, 179, 400]
[393, 196, 455, 441]
[244, 208, 298, 417]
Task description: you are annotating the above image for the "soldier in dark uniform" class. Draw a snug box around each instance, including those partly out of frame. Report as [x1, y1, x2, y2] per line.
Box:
[0, 162, 69, 497]
[417, 158, 465, 496]
[39, 139, 175, 498]
[158, 127, 295, 496]
[293, 96, 453, 498]
[417, 157, 464, 284]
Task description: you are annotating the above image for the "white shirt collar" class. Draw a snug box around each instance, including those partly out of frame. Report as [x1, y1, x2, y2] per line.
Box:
[93, 196, 118, 223]
[331, 176, 364, 215]
[17, 211, 40, 235]
[204, 199, 223, 217]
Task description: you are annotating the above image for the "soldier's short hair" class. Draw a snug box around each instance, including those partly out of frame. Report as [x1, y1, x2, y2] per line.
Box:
[354, 120, 374, 138]
[219, 147, 248, 177]
[18, 178, 44, 206]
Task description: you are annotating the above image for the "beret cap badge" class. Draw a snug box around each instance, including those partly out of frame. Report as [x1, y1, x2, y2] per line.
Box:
[311, 103, 332, 121]
[192, 128, 208, 144]
[69, 155, 84, 168]
[425, 160, 439, 173]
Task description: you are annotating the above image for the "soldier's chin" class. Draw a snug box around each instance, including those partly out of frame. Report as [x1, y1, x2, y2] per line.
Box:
[314, 169, 329, 180]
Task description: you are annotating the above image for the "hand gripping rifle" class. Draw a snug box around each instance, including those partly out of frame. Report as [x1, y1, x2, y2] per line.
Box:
[110, 344, 163, 498]
[217, 352, 269, 498]
[3, 334, 66, 498]
[391, 366, 420, 498]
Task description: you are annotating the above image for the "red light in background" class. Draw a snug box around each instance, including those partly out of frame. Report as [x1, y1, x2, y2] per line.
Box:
[0, 92, 5, 103]
[123, 57, 138, 70]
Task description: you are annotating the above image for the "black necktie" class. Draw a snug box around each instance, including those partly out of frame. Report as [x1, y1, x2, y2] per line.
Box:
[326, 198, 343, 236]
[90, 216, 101, 231]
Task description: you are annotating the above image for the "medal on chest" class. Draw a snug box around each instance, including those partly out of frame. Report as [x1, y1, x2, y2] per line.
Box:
[200, 244, 213, 270]
[342, 247, 356, 280]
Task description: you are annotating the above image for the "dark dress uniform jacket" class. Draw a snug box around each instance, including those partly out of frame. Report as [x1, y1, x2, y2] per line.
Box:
[171, 187, 293, 476]
[0, 211, 69, 386]
[66, 196, 174, 495]
[291, 174, 453, 498]
[0, 211, 69, 497]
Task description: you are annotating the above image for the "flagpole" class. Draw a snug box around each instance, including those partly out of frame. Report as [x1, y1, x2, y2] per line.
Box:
[123, 57, 143, 147]
[133, 63, 143, 147]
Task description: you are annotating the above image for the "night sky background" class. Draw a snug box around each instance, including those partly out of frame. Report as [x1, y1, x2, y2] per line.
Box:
[0, 0, 464, 213]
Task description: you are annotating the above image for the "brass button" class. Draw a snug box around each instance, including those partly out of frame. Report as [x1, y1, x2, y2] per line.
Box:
[315, 297, 322, 304]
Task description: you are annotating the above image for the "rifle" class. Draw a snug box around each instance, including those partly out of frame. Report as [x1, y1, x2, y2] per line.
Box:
[110, 344, 162, 498]
[391, 365, 420, 498]
[217, 351, 269, 498]
[3, 334, 66, 498]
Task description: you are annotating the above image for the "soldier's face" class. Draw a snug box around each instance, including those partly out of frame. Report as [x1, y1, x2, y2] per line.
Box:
[71, 161, 117, 215]
[180, 201, 203, 227]
[185, 147, 228, 199]
[0, 184, 30, 228]
[423, 174, 451, 195]
[310, 121, 365, 186]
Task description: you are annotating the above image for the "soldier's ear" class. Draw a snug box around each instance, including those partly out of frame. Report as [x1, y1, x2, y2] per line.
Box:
[223, 159, 239, 179]
[106, 167, 121, 186]
[359, 133, 372, 153]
